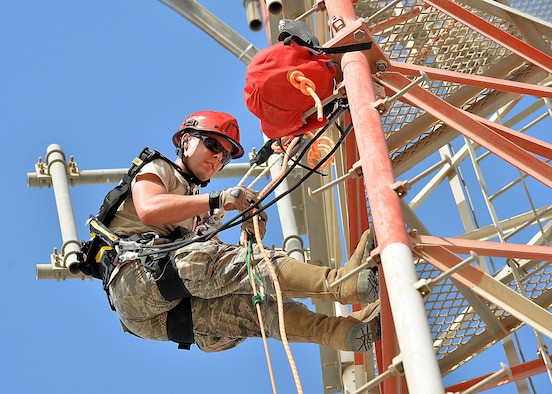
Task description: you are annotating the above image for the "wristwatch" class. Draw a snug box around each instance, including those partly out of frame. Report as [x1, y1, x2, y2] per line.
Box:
[208, 190, 221, 211]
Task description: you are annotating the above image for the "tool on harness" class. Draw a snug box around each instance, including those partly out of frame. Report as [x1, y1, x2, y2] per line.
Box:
[78, 147, 200, 277]
[195, 209, 225, 236]
[77, 147, 196, 350]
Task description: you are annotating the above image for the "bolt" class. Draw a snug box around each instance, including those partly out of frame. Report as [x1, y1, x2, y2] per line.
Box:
[353, 29, 366, 42]
[330, 16, 345, 32]
[376, 60, 388, 72]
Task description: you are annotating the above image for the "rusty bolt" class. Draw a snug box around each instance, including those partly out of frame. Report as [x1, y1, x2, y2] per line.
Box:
[353, 29, 366, 42]
[376, 60, 388, 72]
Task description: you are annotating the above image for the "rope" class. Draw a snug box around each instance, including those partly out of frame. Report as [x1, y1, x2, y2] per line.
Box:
[246, 136, 304, 394]
[245, 239, 278, 394]
[305, 131, 335, 170]
[287, 70, 323, 121]
[272, 132, 336, 171]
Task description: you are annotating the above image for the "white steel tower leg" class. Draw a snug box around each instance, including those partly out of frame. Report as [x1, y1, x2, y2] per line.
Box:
[43, 144, 81, 277]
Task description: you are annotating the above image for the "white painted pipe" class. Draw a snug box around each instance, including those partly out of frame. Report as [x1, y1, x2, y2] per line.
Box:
[380, 242, 445, 393]
[45, 144, 82, 275]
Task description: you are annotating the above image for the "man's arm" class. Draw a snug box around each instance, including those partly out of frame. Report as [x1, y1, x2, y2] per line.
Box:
[132, 173, 260, 227]
[132, 173, 210, 226]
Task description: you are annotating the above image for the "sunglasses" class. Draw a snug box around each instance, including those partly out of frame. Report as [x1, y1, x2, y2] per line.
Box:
[192, 134, 232, 165]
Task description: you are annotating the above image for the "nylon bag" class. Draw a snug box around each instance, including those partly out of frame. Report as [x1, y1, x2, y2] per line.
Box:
[244, 39, 337, 139]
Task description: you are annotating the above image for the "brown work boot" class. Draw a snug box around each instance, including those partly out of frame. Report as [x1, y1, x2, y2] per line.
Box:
[282, 301, 380, 352]
[350, 299, 381, 322]
[329, 229, 377, 303]
[346, 300, 381, 351]
[276, 229, 378, 304]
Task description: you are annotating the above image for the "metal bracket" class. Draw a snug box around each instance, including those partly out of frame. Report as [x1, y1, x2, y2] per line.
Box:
[353, 355, 404, 393]
[373, 71, 429, 114]
[391, 181, 409, 198]
[33, 151, 80, 187]
[308, 160, 363, 199]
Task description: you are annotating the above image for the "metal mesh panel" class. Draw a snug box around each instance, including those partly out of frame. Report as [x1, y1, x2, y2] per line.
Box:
[350, 0, 552, 374]
[512, 0, 552, 21]
[352, 0, 548, 161]
[417, 257, 552, 371]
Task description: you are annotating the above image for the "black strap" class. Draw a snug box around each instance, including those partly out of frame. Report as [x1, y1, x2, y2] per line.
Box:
[316, 42, 373, 54]
[140, 250, 195, 349]
[96, 147, 206, 228]
[282, 34, 372, 54]
[97, 147, 161, 226]
[167, 298, 194, 350]
[150, 254, 191, 301]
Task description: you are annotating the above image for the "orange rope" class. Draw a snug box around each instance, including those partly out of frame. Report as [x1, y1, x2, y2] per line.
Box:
[246, 82, 336, 394]
[305, 131, 335, 170]
[271, 136, 295, 153]
[247, 252, 278, 394]
[271, 132, 336, 171]
[247, 136, 304, 394]
[287, 70, 323, 121]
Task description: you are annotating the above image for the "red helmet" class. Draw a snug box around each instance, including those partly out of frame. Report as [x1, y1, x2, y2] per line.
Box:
[172, 110, 244, 159]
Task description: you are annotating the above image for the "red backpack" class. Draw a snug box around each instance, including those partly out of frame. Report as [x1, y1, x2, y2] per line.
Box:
[244, 30, 337, 139]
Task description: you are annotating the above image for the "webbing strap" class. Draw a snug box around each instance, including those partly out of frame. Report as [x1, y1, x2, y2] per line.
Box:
[318, 41, 373, 54]
[167, 298, 194, 350]
[149, 252, 194, 349]
[150, 254, 191, 301]
[282, 35, 373, 54]
[97, 147, 160, 226]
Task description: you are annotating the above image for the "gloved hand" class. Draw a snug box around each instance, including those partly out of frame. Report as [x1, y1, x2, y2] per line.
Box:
[218, 186, 260, 212]
[241, 208, 268, 240]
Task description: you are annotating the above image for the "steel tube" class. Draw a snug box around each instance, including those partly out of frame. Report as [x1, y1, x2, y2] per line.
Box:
[324, 1, 445, 392]
[28, 162, 266, 188]
[45, 144, 82, 274]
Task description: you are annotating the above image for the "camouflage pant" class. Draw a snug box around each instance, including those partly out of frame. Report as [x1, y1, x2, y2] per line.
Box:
[109, 239, 302, 352]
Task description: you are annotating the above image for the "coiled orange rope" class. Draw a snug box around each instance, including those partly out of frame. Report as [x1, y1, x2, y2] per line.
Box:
[305, 131, 335, 170]
[287, 70, 323, 121]
[271, 131, 336, 171]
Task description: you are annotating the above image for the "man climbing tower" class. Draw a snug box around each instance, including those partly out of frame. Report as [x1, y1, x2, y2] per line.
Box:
[88, 110, 380, 353]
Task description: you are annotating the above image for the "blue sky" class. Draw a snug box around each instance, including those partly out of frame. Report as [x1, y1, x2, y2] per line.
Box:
[2, 1, 551, 393]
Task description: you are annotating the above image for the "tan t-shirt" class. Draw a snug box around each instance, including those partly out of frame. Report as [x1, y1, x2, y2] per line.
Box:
[108, 158, 197, 237]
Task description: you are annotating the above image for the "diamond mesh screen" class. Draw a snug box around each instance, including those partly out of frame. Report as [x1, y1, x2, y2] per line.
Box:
[351, 0, 552, 373]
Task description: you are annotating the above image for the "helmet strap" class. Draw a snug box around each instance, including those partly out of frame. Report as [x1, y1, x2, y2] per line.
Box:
[177, 136, 210, 188]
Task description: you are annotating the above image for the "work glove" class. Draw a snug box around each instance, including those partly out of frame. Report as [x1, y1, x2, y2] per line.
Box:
[241, 208, 268, 240]
[215, 186, 261, 212]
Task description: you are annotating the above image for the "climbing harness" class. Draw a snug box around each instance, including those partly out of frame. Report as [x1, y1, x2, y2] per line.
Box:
[77, 147, 196, 350]
[77, 99, 352, 359]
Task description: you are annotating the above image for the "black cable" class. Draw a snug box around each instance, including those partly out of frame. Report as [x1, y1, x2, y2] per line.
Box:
[138, 104, 352, 256]
[205, 103, 350, 236]
[138, 102, 352, 256]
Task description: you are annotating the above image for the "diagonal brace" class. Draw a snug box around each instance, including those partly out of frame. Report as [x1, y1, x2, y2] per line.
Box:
[388, 60, 552, 99]
[376, 72, 552, 189]
[411, 241, 552, 339]
[414, 234, 552, 262]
